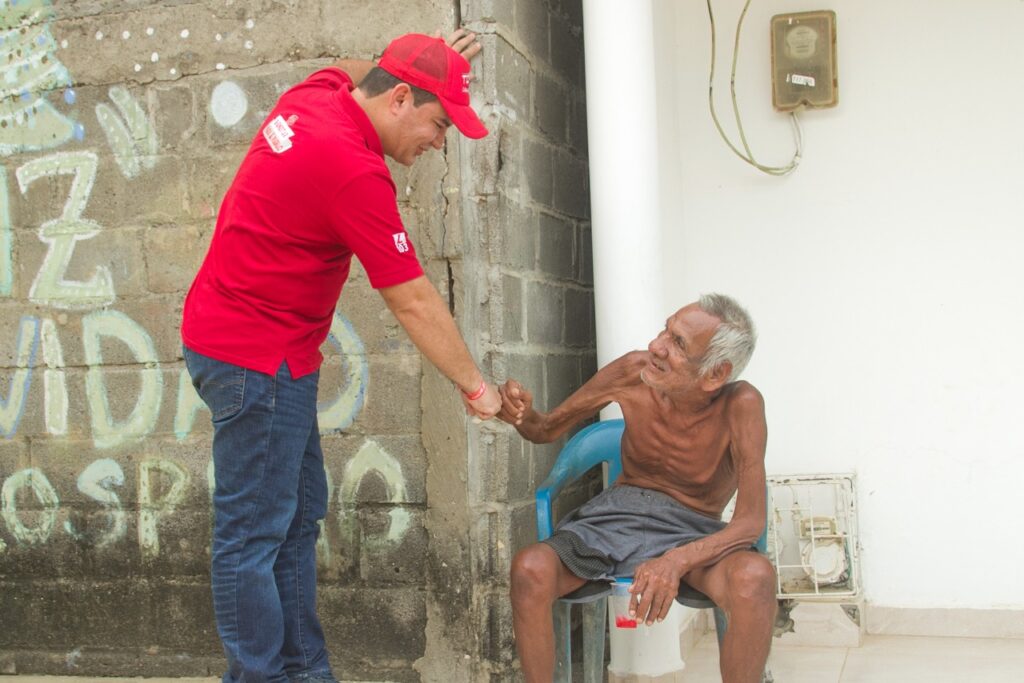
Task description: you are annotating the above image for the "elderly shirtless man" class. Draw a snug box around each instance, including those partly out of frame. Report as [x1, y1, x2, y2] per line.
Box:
[499, 294, 775, 683]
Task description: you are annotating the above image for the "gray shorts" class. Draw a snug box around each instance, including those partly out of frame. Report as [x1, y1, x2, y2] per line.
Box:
[542, 484, 728, 607]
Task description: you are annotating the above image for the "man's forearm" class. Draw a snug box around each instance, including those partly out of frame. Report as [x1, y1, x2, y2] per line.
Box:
[514, 408, 553, 443]
[517, 405, 600, 444]
[667, 517, 765, 575]
[329, 58, 374, 85]
[379, 277, 483, 393]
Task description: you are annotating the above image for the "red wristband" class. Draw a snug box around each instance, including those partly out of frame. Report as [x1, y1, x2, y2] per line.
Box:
[463, 380, 487, 401]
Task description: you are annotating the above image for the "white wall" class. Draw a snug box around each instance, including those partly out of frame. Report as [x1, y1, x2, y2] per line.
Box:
[651, 0, 1024, 610]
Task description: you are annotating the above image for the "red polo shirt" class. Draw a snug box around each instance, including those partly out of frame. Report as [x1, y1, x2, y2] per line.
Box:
[181, 68, 424, 378]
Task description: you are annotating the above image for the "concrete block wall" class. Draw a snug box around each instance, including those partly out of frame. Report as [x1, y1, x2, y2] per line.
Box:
[0, 0, 593, 680]
[454, 0, 594, 680]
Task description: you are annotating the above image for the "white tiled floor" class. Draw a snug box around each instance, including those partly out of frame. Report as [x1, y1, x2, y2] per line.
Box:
[680, 633, 1024, 682]
[9, 635, 1024, 682]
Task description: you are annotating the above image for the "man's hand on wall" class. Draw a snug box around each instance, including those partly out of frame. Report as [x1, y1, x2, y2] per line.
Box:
[435, 27, 482, 64]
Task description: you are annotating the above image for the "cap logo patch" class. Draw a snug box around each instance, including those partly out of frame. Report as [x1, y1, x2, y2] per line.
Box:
[393, 232, 410, 253]
[461, 72, 471, 94]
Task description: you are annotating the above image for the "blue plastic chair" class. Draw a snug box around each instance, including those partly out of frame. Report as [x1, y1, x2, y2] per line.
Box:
[535, 419, 772, 683]
[535, 419, 624, 683]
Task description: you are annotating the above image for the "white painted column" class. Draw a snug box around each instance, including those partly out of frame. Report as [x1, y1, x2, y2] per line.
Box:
[583, 0, 664, 377]
[582, 3, 698, 651]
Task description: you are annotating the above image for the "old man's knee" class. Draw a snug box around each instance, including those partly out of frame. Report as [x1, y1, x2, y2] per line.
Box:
[510, 544, 560, 606]
[723, 552, 776, 611]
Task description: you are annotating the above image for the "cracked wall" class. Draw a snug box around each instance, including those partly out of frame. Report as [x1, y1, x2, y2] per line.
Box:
[438, 1, 594, 681]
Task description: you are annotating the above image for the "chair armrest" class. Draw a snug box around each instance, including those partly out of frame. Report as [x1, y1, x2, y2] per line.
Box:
[535, 459, 575, 540]
[755, 525, 768, 554]
[536, 487, 556, 540]
[533, 420, 626, 542]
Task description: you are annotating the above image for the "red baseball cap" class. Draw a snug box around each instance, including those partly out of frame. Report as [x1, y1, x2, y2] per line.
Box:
[378, 33, 488, 139]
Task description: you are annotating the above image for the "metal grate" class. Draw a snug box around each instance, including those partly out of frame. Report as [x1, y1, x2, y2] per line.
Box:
[766, 474, 861, 599]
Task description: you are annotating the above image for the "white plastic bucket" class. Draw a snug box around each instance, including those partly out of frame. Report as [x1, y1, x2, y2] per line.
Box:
[607, 578, 686, 678]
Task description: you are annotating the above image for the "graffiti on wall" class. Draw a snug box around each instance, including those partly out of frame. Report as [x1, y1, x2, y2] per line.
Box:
[89, 17, 259, 79]
[210, 80, 249, 128]
[17, 151, 115, 308]
[95, 87, 158, 179]
[1, 167, 11, 296]
[0, 439, 410, 564]
[0, 5, 409, 561]
[340, 440, 412, 544]
[0, 0, 84, 155]
[1, 457, 191, 560]
[0, 317, 38, 438]
[63, 458, 126, 548]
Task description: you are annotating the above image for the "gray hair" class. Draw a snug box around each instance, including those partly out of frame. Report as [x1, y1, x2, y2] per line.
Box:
[697, 293, 756, 382]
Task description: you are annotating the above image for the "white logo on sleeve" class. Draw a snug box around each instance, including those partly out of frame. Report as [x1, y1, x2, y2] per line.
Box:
[392, 232, 410, 253]
[263, 114, 296, 153]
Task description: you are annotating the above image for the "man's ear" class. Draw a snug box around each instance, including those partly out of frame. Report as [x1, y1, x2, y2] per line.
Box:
[387, 83, 413, 115]
[701, 361, 732, 391]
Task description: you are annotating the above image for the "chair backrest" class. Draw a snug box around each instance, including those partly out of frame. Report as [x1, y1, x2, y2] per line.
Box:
[535, 419, 625, 540]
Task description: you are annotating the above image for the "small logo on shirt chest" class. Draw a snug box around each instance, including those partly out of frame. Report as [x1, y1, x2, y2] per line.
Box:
[392, 232, 409, 253]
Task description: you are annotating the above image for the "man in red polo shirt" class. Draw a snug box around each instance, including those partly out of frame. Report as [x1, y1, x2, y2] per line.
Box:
[181, 30, 500, 683]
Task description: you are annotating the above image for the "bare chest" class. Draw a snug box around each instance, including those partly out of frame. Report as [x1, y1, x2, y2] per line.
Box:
[618, 401, 737, 507]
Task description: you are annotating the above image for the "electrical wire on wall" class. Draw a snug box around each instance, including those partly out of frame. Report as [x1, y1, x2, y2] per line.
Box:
[707, 0, 802, 176]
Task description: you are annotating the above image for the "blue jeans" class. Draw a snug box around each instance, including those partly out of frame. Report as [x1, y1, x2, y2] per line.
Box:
[184, 346, 336, 683]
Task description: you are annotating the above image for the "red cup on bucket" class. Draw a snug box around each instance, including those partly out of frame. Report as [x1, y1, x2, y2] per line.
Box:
[611, 577, 637, 629]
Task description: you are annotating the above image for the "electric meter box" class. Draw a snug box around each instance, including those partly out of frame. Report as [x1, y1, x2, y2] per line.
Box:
[771, 10, 838, 111]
